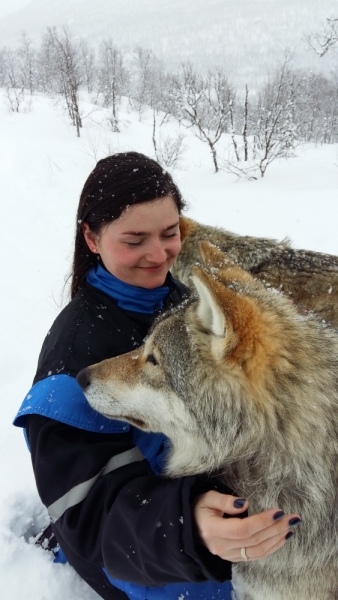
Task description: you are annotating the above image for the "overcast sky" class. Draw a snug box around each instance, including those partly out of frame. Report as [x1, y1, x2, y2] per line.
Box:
[0, 0, 31, 19]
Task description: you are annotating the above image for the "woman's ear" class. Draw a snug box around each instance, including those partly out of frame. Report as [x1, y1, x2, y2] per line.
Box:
[82, 222, 99, 254]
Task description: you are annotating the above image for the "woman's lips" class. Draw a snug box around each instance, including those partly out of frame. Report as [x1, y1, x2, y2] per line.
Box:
[138, 263, 166, 272]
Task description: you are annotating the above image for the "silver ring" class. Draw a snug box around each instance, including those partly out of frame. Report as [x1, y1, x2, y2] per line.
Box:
[240, 547, 249, 561]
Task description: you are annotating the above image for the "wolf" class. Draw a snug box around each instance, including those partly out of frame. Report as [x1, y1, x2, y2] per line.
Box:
[173, 216, 338, 328]
[79, 242, 338, 600]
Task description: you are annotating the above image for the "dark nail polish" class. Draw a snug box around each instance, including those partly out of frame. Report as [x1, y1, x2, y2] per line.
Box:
[273, 510, 285, 522]
[285, 531, 294, 540]
[289, 517, 302, 528]
[234, 498, 246, 508]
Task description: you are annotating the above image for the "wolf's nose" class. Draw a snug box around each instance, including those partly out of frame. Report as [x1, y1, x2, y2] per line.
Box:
[77, 368, 91, 390]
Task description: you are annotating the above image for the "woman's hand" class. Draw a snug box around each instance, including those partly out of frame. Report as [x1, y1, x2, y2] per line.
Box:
[193, 491, 301, 562]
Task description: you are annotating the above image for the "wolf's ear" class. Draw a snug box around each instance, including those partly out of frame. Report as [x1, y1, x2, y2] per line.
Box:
[179, 216, 198, 243]
[192, 268, 226, 337]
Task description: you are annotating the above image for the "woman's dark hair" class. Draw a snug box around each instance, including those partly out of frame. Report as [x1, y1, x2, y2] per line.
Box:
[70, 152, 186, 298]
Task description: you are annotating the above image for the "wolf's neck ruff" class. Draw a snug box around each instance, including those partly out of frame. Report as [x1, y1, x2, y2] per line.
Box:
[86, 262, 170, 313]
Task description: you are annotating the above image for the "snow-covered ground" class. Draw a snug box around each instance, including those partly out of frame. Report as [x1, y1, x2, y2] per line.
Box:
[1, 91, 337, 599]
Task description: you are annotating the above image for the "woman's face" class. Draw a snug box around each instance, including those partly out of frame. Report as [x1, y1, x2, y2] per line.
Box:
[82, 196, 181, 289]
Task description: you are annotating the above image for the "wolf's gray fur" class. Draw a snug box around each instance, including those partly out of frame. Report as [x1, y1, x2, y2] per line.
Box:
[81, 242, 338, 600]
[173, 217, 338, 328]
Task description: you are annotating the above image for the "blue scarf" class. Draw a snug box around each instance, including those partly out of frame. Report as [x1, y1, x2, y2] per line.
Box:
[86, 263, 170, 314]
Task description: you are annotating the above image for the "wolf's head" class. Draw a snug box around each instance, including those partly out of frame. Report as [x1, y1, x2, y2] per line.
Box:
[78, 242, 337, 477]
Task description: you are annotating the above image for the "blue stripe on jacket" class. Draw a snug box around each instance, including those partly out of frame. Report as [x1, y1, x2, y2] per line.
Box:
[13, 374, 169, 478]
[102, 569, 235, 600]
[13, 374, 129, 433]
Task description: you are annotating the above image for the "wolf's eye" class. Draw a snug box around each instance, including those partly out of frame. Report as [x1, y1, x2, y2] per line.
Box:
[146, 354, 158, 366]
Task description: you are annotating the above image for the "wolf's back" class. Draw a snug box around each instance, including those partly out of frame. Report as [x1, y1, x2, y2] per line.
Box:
[173, 217, 338, 327]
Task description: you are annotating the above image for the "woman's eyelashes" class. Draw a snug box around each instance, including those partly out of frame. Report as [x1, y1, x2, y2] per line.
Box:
[124, 232, 179, 247]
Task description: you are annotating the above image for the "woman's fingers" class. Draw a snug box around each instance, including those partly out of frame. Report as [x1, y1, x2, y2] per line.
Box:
[220, 507, 300, 542]
[193, 491, 249, 545]
[225, 529, 294, 562]
[202, 513, 296, 560]
[194, 490, 249, 518]
[193, 491, 301, 562]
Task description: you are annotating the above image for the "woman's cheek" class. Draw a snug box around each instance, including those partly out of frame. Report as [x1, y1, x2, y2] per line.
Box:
[172, 238, 182, 257]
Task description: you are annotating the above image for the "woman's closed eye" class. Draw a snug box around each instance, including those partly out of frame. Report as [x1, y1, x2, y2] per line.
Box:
[125, 232, 178, 247]
[125, 240, 143, 247]
[164, 232, 179, 239]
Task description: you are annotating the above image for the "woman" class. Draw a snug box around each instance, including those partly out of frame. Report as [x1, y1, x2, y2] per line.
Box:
[14, 152, 300, 600]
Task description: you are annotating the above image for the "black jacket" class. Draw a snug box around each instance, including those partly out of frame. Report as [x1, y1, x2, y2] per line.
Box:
[22, 279, 234, 599]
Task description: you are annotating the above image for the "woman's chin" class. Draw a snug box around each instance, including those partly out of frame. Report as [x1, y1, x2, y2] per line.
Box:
[138, 274, 168, 289]
[133, 266, 170, 288]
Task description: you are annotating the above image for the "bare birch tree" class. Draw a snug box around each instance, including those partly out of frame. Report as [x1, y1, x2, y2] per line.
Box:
[43, 27, 84, 136]
[18, 32, 36, 95]
[252, 61, 299, 176]
[2, 47, 26, 112]
[308, 17, 338, 56]
[0, 48, 6, 87]
[98, 40, 129, 131]
[131, 46, 165, 120]
[170, 63, 233, 172]
[222, 57, 302, 178]
[79, 39, 96, 94]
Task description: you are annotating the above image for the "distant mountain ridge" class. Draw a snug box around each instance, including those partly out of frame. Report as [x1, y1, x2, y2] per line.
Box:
[1, 0, 337, 86]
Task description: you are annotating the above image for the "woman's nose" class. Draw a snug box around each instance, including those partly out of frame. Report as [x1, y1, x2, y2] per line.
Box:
[145, 240, 168, 263]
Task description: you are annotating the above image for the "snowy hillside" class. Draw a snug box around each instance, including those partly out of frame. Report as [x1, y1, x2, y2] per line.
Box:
[0, 0, 338, 86]
[1, 91, 338, 599]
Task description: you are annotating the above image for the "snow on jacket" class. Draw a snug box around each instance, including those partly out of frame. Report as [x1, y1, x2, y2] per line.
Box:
[14, 267, 235, 600]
